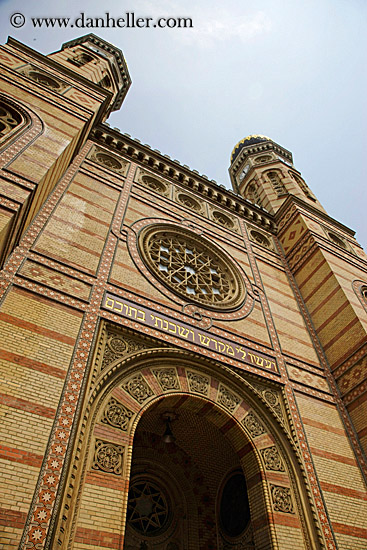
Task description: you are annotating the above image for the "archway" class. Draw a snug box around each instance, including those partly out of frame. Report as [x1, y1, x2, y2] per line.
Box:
[124, 394, 255, 550]
[54, 335, 322, 550]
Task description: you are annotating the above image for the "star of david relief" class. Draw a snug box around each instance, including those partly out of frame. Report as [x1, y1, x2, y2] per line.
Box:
[127, 479, 171, 535]
[138, 224, 246, 310]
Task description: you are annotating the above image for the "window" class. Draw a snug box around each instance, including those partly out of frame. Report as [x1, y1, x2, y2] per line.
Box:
[219, 472, 251, 538]
[289, 171, 315, 200]
[139, 225, 245, 310]
[99, 74, 112, 89]
[245, 181, 262, 206]
[68, 52, 94, 67]
[267, 171, 286, 196]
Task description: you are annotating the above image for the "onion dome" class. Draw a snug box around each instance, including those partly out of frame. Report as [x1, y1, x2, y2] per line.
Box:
[231, 135, 270, 164]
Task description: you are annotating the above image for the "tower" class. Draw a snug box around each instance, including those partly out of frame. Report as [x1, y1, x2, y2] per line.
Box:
[0, 37, 367, 550]
[0, 33, 130, 267]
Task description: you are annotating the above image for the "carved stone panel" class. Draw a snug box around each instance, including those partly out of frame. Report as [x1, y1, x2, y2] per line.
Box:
[152, 368, 180, 392]
[122, 374, 154, 404]
[241, 412, 266, 438]
[18, 65, 67, 92]
[270, 485, 294, 514]
[102, 330, 150, 371]
[208, 206, 240, 234]
[88, 145, 128, 175]
[186, 371, 210, 395]
[250, 382, 283, 420]
[101, 397, 134, 431]
[248, 228, 274, 250]
[92, 440, 124, 475]
[175, 190, 205, 214]
[217, 384, 241, 412]
[260, 446, 285, 471]
[138, 170, 170, 197]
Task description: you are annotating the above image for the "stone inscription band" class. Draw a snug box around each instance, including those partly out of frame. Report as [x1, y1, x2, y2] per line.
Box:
[103, 292, 279, 374]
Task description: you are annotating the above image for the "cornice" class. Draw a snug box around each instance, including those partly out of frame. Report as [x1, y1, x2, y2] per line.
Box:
[91, 123, 277, 233]
[230, 140, 294, 176]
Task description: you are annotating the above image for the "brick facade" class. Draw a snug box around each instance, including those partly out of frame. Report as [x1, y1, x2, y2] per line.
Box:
[0, 35, 366, 550]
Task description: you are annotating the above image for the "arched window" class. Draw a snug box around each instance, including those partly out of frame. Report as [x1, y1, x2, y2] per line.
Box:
[245, 181, 263, 206]
[0, 101, 23, 141]
[267, 171, 286, 196]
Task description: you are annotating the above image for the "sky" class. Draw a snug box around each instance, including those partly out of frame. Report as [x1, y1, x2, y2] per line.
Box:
[1, 0, 366, 250]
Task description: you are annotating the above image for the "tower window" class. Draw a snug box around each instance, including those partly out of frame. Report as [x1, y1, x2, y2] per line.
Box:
[254, 154, 273, 164]
[99, 74, 112, 89]
[245, 181, 263, 207]
[289, 171, 315, 200]
[68, 52, 95, 67]
[267, 171, 286, 197]
[328, 232, 347, 249]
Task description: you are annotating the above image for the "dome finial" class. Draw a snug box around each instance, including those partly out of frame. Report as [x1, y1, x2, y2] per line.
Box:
[231, 134, 271, 163]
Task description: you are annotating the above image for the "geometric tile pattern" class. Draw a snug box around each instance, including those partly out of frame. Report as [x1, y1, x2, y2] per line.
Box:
[288, 364, 330, 393]
[337, 356, 367, 396]
[19, 260, 91, 300]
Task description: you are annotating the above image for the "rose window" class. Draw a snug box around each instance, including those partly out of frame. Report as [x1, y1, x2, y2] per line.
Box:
[139, 226, 245, 309]
[127, 480, 170, 535]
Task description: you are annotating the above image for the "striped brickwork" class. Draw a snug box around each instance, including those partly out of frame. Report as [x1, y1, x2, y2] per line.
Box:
[0, 287, 82, 549]
[0, 36, 367, 550]
[296, 393, 367, 550]
[277, 202, 367, 462]
[0, 37, 117, 267]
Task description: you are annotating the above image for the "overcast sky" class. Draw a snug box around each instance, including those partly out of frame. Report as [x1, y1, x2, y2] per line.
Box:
[1, 0, 366, 250]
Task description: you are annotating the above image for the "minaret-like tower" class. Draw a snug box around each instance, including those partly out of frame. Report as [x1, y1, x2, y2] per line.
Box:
[231, 134, 367, 462]
[48, 34, 131, 118]
[229, 134, 325, 215]
[0, 34, 131, 266]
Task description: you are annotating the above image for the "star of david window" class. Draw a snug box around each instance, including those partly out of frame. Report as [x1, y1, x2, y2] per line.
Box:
[139, 225, 245, 310]
[127, 479, 170, 535]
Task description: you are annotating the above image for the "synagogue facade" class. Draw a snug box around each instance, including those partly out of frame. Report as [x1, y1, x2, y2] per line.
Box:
[0, 34, 367, 550]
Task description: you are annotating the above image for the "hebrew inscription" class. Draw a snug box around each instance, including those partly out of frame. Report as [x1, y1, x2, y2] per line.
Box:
[103, 293, 278, 374]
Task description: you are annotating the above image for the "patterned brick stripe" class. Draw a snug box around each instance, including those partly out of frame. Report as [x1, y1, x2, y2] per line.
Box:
[0, 444, 43, 468]
[20, 159, 136, 550]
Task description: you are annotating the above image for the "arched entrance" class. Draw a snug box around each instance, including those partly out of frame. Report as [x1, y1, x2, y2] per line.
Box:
[54, 334, 323, 550]
[123, 394, 255, 549]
